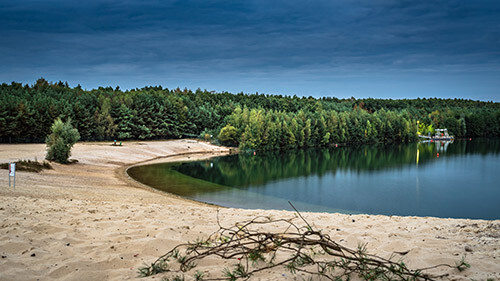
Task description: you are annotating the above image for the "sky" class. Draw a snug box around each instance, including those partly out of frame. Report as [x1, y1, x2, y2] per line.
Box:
[1, 0, 499, 101]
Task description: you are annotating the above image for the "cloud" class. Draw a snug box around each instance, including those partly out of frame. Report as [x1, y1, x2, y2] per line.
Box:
[0, 0, 499, 100]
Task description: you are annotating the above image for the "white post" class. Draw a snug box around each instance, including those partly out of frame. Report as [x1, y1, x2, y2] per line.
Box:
[8, 163, 15, 188]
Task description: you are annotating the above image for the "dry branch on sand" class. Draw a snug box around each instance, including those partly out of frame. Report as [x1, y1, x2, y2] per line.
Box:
[139, 203, 469, 281]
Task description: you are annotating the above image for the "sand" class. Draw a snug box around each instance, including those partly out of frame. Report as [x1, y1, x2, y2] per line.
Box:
[0, 140, 498, 281]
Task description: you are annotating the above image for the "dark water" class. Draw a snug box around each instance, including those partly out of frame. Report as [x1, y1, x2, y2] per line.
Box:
[128, 139, 500, 219]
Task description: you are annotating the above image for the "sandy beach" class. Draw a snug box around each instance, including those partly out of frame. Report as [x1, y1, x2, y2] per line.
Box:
[0, 140, 498, 281]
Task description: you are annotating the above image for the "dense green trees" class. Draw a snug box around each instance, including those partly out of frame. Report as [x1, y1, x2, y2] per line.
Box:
[218, 106, 419, 150]
[1, 79, 499, 150]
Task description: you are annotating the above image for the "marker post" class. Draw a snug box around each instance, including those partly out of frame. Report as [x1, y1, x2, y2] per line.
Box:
[8, 162, 15, 188]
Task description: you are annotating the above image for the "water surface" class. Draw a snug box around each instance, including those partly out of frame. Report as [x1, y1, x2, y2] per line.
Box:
[128, 139, 500, 219]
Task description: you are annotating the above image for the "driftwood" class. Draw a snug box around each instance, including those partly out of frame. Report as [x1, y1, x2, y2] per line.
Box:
[139, 203, 469, 281]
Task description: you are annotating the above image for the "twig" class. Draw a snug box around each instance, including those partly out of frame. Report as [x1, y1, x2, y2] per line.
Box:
[288, 201, 313, 231]
[139, 210, 467, 281]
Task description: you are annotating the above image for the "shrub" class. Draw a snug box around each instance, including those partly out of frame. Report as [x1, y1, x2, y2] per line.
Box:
[45, 118, 80, 163]
[218, 125, 238, 146]
[0, 160, 52, 173]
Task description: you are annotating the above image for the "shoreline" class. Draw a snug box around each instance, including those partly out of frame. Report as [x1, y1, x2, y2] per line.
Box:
[0, 140, 499, 280]
[122, 150, 232, 209]
[124, 142, 497, 222]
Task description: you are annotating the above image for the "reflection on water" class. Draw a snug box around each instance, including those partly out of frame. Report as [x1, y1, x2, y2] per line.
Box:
[128, 139, 500, 219]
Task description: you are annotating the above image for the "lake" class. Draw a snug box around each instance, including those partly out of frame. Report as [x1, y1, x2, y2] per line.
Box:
[128, 139, 500, 220]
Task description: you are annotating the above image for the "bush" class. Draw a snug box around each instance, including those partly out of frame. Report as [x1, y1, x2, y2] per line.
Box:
[218, 125, 238, 146]
[45, 118, 80, 163]
[0, 160, 52, 173]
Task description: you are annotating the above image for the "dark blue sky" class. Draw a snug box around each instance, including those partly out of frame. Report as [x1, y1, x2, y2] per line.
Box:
[1, 0, 499, 101]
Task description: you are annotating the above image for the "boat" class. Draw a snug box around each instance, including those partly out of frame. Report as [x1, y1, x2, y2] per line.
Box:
[419, 128, 454, 141]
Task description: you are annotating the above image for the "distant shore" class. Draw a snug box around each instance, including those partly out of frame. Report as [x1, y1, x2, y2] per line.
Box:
[0, 140, 499, 280]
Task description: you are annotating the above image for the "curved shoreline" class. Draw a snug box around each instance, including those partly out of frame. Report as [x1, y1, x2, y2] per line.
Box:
[123, 146, 499, 221]
[121, 150, 230, 208]
[0, 140, 499, 280]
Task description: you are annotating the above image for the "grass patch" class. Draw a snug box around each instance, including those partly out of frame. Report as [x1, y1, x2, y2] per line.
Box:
[0, 159, 53, 173]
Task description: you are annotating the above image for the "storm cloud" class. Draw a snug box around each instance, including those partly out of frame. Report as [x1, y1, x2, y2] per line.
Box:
[1, 0, 499, 100]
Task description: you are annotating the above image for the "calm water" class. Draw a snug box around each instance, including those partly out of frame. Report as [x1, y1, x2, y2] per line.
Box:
[128, 139, 500, 219]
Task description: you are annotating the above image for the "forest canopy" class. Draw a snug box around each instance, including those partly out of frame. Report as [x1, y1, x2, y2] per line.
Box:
[1, 79, 499, 150]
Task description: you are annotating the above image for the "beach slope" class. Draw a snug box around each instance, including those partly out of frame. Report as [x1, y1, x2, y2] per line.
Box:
[0, 140, 498, 280]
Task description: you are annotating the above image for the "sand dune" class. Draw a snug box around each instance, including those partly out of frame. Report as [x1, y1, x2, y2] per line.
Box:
[0, 140, 498, 280]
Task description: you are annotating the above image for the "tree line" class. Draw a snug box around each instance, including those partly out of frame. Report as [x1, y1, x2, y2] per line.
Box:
[1, 79, 499, 150]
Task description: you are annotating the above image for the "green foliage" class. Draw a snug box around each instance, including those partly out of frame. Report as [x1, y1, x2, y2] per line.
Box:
[224, 264, 249, 280]
[227, 107, 419, 150]
[218, 125, 239, 146]
[95, 97, 117, 140]
[1, 79, 499, 149]
[417, 122, 434, 136]
[45, 118, 80, 163]
[455, 256, 471, 272]
[193, 270, 204, 281]
[140, 214, 466, 281]
[138, 258, 169, 277]
[0, 159, 52, 173]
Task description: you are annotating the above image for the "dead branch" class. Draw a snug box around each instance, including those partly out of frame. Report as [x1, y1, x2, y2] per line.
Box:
[139, 203, 469, 281]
